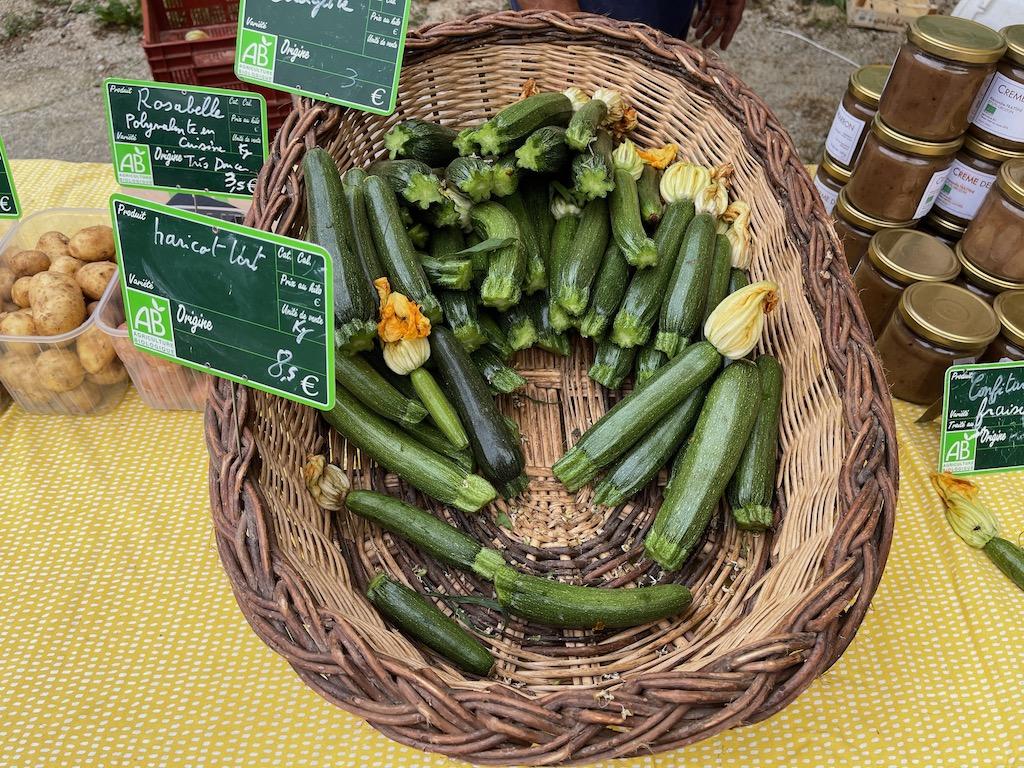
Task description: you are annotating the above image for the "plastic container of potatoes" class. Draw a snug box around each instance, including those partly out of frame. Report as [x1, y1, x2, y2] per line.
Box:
[95, 277, 211, 411]
[0, 208, 128, 415]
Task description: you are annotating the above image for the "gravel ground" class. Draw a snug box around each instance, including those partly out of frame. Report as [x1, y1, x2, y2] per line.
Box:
[0, 0, 904, 163]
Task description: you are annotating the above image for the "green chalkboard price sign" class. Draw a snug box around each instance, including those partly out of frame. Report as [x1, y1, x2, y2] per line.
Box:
[0, 135, 22, 220]
[109, 194, 335, 409]
[104, 80, 269, 199]
[939, 361, 1024, 475]
[235, 0, 410, 115]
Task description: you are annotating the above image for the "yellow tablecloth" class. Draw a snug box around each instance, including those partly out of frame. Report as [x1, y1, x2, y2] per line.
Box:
[1, 160, 1022, 767]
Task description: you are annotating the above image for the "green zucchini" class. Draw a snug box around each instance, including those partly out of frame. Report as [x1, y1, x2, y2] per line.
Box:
[521, 177, 554, 274]
[492, 565, 691, 629]
[364, 176, 443, 323]
[565, 99, 608, 151]
[335, 355, 427, 424]
[454, 125, 480, 156]
[983, 537, 1024, 590]
[579, 242, 628, 340]
[409, 366, 469, 452]
[498, 301, 538, 351]
[592, 381, 708, 508]
[634, 342, 668, 387]
[431, 226, 467, 264]
[571, 150, 614, 201]
[729, 268, 750, 293]
[553, 340, 722, 491]
[302, 149, 378, 355]
[479, 314, 514, 360]
[546, 210, 580, 316]
[645, 360, 762, 571]
[419, 252, 474, 291]
[401, 419, 474, 471]
[470, 202, 526, 310]
[473, 92, 574, 156]
[503, 190, 546, 294]
[726, 355, 782, 531]
[473, 347, 527, 394]
[610, 168, 658, 267]
[515, 126, 570, 173]
[548, 299, 574, 333]
[610, 200, 695, 348]
[324, 388, 496, 512]
[407, 222, 430, 251]
[638, 165, 664, 226]
[702, 234, 733, 326]
[341, 167, 386, 281]
[656, 213, 717, 357]
[419, 195, 461, 229]
[384, 119, 460, 166]
[530, 296, 571, 356]
[368, 159, 444, 210]
[551, 197, 610, 316]
[430, 326, 526, 485]
[589, 339, 636, 389]
[366, 574, 494, 676]
[439, 291, 486, 352]
[489, 155, 520, 198]
[446, 157, 494, 203]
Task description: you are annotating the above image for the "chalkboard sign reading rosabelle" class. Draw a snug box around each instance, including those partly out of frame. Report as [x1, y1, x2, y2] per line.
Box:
[940, 361, 1024, 475]
[0, 135, 21, 220]
[104, 80, 269, 199]
[110, 194, 334, 410]
[235, 0, 410, 115]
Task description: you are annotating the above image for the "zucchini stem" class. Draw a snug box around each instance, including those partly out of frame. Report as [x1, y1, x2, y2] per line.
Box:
[411, 367, 469, 450]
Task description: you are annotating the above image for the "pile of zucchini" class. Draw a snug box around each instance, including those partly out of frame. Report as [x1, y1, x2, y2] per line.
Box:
[305, 85, 784, 676]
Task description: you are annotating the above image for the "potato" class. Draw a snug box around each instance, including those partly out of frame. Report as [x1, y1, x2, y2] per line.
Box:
[87, 359, 127, 385]
[76, 261, 116, 300]
[2, 301, 18, 313]
[0, 267, 14, 301]
[76, 324, 116, 373]
[36, 231, 71, 261]
[28, 272, 86, 336]
[36, 348, 85, 392]
[0, 310, 39, 345]
[61, 381, 104, 410]
[5, 250, 50, 277]
[0, 353, 38, 390]
[10, 276, 32, 308]
[49, 255, 83, 277]
[69, 225, 115, 262]
[86, 301, 99, 317]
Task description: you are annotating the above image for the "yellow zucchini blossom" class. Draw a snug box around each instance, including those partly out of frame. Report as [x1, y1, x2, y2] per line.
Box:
[931, 472, 1000, 548]
[637, 144, 678, 169]
[660, 162, 710, 204]
[375, 278, 431, 374]
[695, 163, 734, 217]
[722, 201, 752, 269]
[612, 138, 644, 180]
[563, 86, 590, 111]
[704, 280, 779, 360]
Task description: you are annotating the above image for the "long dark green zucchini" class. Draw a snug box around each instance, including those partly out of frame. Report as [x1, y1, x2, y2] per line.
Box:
[446, 157, 493, 203]
[553, 340, 722, 491]
[610, 200, 695, 348]
[368, 158, 444, 209]
[303, 149, 378, 355]
[503, 190, 546, 294]
[579, 242, 628, 340]
[638, 165, 664, 226]
[324, 388, 496, 511]
[335, 355, 427, 424]
[439, 291, 486, 351]
[589, 339, 635, 389]
[726, 355, 782, 531]
[472, 92, 573, 156]
[610, 168, 658, 267]
[473, 347, 527, 394]
[565, 99, 608, 151]
[471, 202, 526, 310]
[656, 212, 716, 357]
[492, 565, 691, 629]
[367, 574, 494, 676]
[702, 234, 733, 326]
[551, 197, 609, 316]
[515, 126, 570, 173]
[430, 326, 525, 485]
[363, 176, 443, 322]
[341, 167, 386, 281]
[645, 360, 761, 571]
[384, 119, 459, 166]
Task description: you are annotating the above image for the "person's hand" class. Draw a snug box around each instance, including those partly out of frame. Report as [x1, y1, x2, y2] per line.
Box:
[515, 0, 582, 11]
[692, 0, 747, 50]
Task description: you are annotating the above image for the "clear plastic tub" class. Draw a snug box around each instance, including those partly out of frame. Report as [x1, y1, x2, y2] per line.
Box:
[96, 276, 211, 411]
[0, 208, 128, 415]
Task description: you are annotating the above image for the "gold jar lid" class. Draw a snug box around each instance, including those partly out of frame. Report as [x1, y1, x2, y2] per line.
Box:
[836, 188, 917, 232]
[849, 64, 891, 107]
[872, 115, 964, 157]
[908, 15, 1006, 65]
[926, 209, 968, 239]
[867, 228, 960, 285]
[993, 290, 1024, 348]
[820, 152, 853, 184]
[899, 282, 1000, 350]
[955, 241, 1024, 294]
[996, 158, 1024, 206]
[962, 134, 1024, 163]
[1002, 25, 1024, 66]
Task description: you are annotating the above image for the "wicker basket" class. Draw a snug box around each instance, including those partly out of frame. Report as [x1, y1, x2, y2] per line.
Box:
[207, 11, 898, 764]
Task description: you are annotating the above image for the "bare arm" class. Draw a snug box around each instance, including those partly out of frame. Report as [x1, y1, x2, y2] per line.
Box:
[692, 0, 747, 50]
[515, 0, 582, 11]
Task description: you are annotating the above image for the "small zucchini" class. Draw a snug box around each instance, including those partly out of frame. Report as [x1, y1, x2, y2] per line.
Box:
[645, 360, 762, 571]
[589, 338, 636, 389]
[439, 290, 486, 351]
[470, 202, 526, 310]
[383, 119, 459, 166]
[656, 212, 716, 358]
[472, 92, 574, 156]
[515, 126, 570, 173]
[446, 157, 494, 203]
[341, 167, 386, 281]
[638, 165, 664, 226]
[634, 342, 668, 387]
[489, 155, 520, 198]
[565, 99, 608, 151]
[520, 177, 554, 269]
[702, 234, 733, 326]
[503, 190, 546, 294]
[368, 158, 444, 210]
[473, 347, 527, 394]
[579, 242, 629, 339]
[983, 537, 1024, 590]
[546, 210, 580, 313]
[551, 197, 609, 316]
[530, 295, 571, 356]
[498, 301, 538, 352]
[610, 168, 658, 268]
[334, 354, 427, 424]
[726, 355, 783, 531]
[571, 149, 614, 201]
[478, 313, 514, 360]
[419, 252, 474, 291]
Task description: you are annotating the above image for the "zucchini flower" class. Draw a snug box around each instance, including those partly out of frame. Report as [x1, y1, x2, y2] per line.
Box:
[722, 201, 752, 269]
[704, 280, 780, 360]
[563, 86, 590, 111]
[612, 138, 643, 180]
[302, 454, 349, 511]
[609, 106, 639, 141]
[375, 278, 430, 375]
[637, 143, 678, 169]
[551, 194, 582, 220]
[444, 187, 474, 231]
[519, 78, 540, 100]
[695, 163, 733, 217]
[660, 162, 710, 204]
[593, 87, 627, 124]
[931, 473, 999, 549]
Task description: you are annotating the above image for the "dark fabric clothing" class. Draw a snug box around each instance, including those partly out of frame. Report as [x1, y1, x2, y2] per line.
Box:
[509, 1, 697, 37]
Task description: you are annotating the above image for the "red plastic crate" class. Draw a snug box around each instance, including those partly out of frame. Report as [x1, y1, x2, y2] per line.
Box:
[141, 0, 292, 133]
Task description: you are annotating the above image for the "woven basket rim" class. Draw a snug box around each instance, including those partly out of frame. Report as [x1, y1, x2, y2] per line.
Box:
[206, 10, 899, 764]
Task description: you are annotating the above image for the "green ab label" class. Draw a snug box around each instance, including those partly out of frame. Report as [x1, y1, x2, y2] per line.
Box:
[114, 143, 153, 186]
[237, 29, 276, 82]
[125, 288, 175, 356]
[941, 430, 977, 472]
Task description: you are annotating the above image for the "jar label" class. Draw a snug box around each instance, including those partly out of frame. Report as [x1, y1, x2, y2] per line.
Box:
[812, 173, 839, 214]
[913, 167, 953, 220]
[970, 71, 1024, 143]
[933, 159, 997, 220]
[824, 103, 865, 167]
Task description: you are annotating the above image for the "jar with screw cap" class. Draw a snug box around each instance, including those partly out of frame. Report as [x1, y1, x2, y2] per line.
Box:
[969, 25, 1024, 151]
[825, 64, 890, 168]
[834, 188, 916, 269]
[961, 158, 1024, 282]
[813, 152, 852, 214]
[932, 135, 1024, 227]
[954, 242, 1024, 303]
[980, 290, 1024, 362]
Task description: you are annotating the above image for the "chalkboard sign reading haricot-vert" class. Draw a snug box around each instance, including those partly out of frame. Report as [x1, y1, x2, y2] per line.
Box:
[109, 194, 335, 410]
[939, 361, 1024, 475]
[0, 135, 21, 220]
[104, 80, 269, 199]
[235, 0, 410, 115]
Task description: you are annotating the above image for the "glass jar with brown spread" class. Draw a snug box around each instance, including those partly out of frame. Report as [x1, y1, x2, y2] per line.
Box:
[853, 228, 960, 337]
[961, 158, 1024, 281]
[932, 135, 1024, 227]
[825, 64, 890, 168]
[954, 241, 1024, 303]
[879, 15, 1006, 142]
[980, 290, 1024, 361]
[969, 25, 1024, 151]
[921, 208, 967, 244]
[813, 152, 852, 214]
[834, 189, 917, 269]
[876, 282, 999, 404]
[845, 117, 962, 222]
